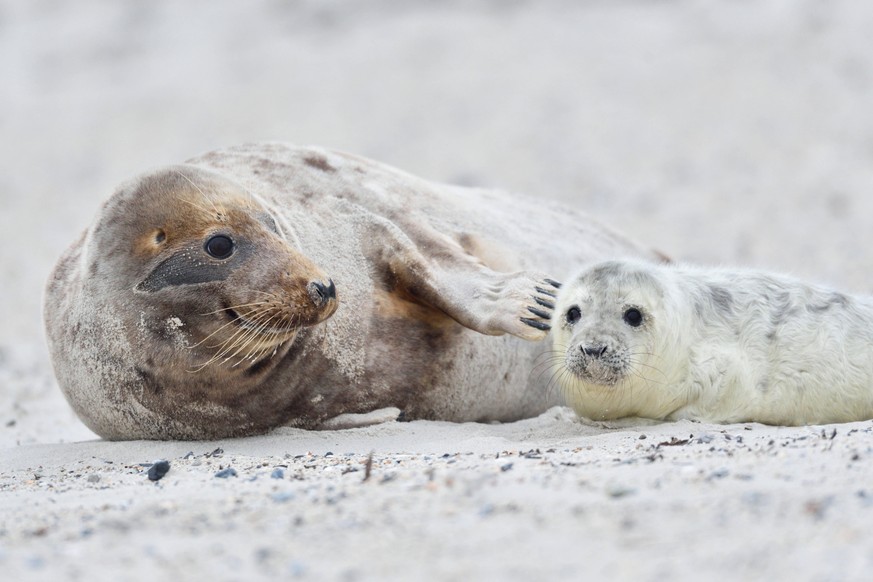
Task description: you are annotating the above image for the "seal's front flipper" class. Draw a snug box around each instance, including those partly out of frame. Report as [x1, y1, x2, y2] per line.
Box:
[363, 214, 559, 341]
[389, 245, 560, 341]
[424, 269, 561, 341]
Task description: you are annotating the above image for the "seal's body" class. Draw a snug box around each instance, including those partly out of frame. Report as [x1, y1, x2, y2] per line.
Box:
[553, 259, 873, 425]
[46, 143, 655, 440]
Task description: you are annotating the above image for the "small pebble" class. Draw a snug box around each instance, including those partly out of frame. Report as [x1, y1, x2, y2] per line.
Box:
[87, 474, 100, 483]
[148, 460, 171, 481]
[271, 468, 285, 479]
[605, 483, 637, 498]
[255, 547, 272, 563]
[708, 468, 730, 480]
[215, 467, 238, 479]
[742, 491, 766, 506]
[288, 560, 307, 577]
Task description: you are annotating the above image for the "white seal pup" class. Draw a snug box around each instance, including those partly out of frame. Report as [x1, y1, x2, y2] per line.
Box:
[552, 259, 873, 426]
[45, 143, 659, 440]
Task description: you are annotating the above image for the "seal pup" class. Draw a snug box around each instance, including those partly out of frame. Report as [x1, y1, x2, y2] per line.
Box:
[552, 259, 873, 426]
[45, 143, 658, 440]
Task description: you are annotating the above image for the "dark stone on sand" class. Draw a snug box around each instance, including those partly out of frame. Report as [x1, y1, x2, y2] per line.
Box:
[148, 460, 170, 481]
[215, 467, 238, 478]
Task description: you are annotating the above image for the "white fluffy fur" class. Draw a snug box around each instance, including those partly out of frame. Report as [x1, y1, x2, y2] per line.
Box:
[553, 259, 873, 425]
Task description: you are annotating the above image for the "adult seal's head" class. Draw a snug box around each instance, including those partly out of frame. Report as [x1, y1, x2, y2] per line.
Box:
[44, 165, 338, 439]
[551, 260, 692, 421]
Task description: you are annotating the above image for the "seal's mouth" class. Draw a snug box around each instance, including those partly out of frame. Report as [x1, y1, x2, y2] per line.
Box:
[565, 347, 626, 387]
[223, 305, 298, 337]
[567, 364, 623, 387]
[217, 277, 337, 339]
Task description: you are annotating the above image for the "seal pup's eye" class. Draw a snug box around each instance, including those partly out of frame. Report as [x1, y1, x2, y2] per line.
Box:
[205, 235, 234, 259]
[154, 229, 166, 244]
[566, 306, 582, 325]
[623, 308, 643, 327]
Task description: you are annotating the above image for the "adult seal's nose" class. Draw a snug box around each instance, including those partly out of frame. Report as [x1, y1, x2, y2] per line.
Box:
[308, 279, 336, 306]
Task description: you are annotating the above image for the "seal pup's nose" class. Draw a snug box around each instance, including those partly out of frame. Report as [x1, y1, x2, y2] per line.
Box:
[308, 279, 336, 305]
[582, 345, 608, 358]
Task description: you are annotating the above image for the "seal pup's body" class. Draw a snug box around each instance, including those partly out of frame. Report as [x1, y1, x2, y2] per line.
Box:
[553, 259, 873, 425]
[46, 143, 656, 439]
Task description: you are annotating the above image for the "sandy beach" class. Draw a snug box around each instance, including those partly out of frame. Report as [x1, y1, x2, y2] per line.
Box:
[3, 1, 873, 579]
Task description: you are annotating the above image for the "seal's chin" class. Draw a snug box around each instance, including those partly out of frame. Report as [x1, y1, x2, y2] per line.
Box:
[567, 366, 624, 387]
[565, 352, 626, 387]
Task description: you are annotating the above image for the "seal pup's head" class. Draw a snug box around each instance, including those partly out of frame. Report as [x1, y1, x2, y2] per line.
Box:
[551, 259, 692, 420]
[45, 165, 338, 438]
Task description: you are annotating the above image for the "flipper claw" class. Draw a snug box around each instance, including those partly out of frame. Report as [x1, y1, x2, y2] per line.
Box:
[520, 317, 550, 331]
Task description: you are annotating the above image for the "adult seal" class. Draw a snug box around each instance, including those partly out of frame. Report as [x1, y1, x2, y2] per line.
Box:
[45, 143, 657, 440]
[552, 259, 873, 426]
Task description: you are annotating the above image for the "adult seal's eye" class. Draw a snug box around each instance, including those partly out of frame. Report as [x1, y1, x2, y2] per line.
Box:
[623, 308, 643, 327]
[205, 235, 234, 259]
[566, 306, 582, 325]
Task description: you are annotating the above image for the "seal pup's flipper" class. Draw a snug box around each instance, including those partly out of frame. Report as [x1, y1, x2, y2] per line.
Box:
[363, 215, 558, 341]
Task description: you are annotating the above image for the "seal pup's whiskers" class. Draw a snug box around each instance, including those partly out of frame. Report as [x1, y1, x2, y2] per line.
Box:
[531, 350, 571, 402]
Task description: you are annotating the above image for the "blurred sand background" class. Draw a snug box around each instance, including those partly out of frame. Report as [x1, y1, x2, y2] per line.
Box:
[2, 1, 873, 580]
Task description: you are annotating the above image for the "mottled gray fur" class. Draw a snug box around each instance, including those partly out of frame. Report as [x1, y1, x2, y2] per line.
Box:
[45, 143, 658, 440]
